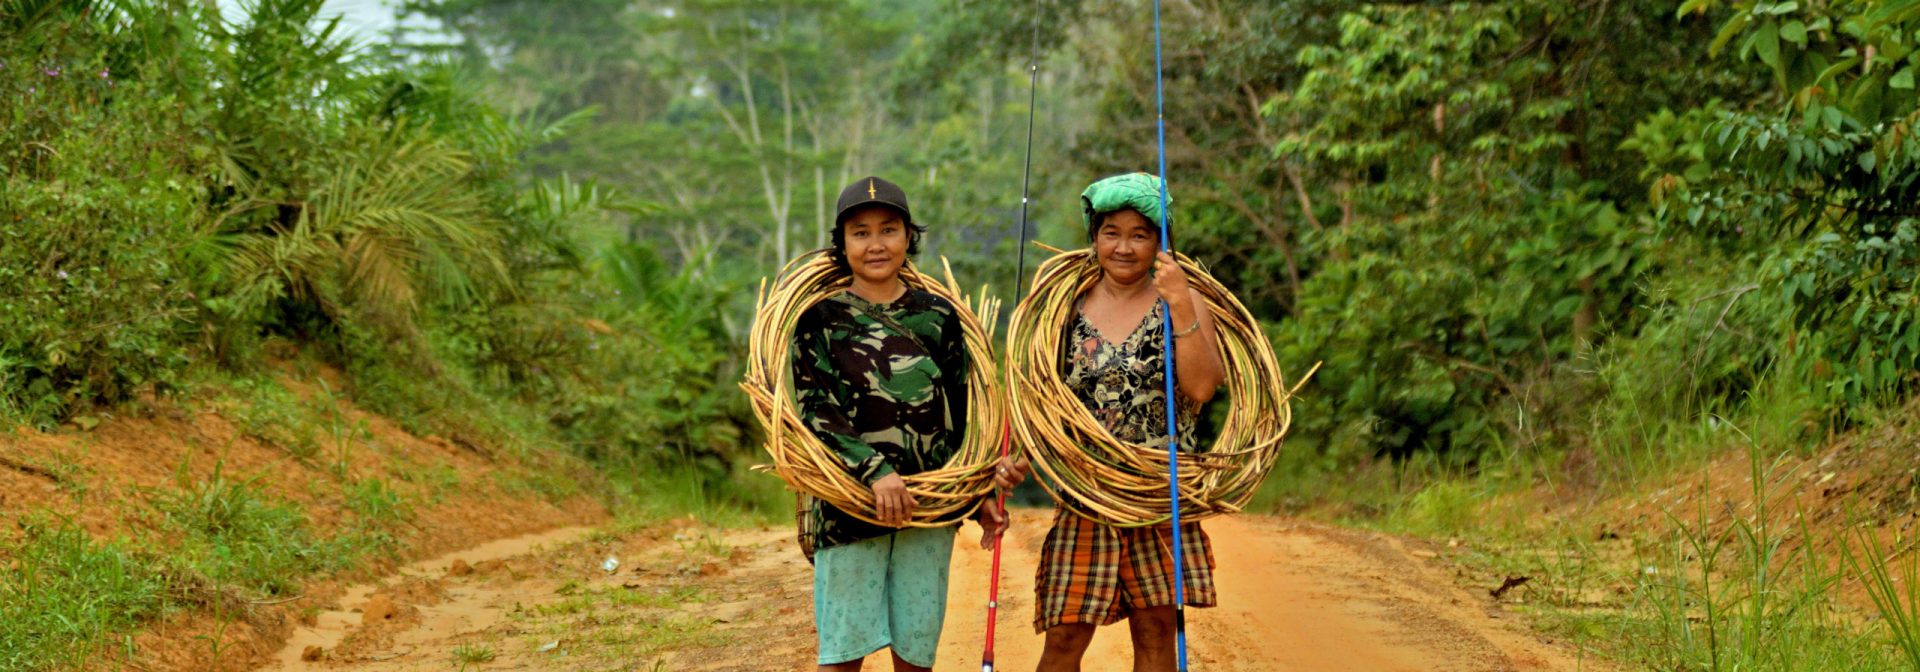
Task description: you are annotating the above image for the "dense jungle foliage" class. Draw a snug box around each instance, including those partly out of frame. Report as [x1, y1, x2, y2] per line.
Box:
[5, 0, 1919, 490]
[2, 0, 743, 476]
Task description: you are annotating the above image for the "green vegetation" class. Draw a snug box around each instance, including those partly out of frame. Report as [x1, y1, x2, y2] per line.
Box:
[1418, 435, 1920, 671]
[535, 583, 709, 618]
[10, 0, 1920, 668]
[907, 0, 1914, 485]
[220, 377, 327, 462]
[344, 477, 413, 526]
[0, 521, 162, 669]
[1845, 521, 1920, 669]
[151, 467, 339, 597]
[1596, 449, 1861, 669]
[510, 578, 727, 661]
[452, 642, 496, 666]
[0, 476, 382, 670]
[393, 0, 1917, 488]
[0, 1, 778, 666]
[1, 0, 757, 474]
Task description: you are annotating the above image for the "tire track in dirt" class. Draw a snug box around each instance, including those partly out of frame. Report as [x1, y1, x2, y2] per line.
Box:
[266, 511, 1605, 671]
[265, 526, 600, 669]
[260, 518, 821, 671]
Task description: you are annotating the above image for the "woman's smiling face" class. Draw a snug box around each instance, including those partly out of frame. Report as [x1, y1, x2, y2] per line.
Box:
[1093, 208, 1159, 284]
[841, 205, 910, 286]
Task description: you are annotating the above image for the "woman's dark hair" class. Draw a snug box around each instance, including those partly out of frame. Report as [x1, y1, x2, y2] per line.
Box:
[830, 204, 926, 273]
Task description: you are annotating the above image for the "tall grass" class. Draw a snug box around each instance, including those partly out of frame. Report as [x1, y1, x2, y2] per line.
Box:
[1620, 440, 1860, 669]
[1841, 508, 1920, 669]
[150, 467, 341, 599]
[0, 462, 397, 670]
[1524, 427, 1912, 671]
[1335, 385, 1916, 671]
[0, 519, 163, 670]
[607, 459, 789, 531]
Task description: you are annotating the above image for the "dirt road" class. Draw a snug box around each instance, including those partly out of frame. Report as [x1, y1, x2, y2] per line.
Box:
[264, 510, 1602, 671]
[930, 513, 1599, 671]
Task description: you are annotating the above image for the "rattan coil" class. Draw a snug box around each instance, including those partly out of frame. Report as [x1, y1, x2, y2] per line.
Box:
[742, 251, 1005, 527]
[1007, 248, 1301, 527]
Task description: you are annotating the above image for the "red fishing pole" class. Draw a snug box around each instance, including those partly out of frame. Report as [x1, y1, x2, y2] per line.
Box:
[982, 4, 1042, 670]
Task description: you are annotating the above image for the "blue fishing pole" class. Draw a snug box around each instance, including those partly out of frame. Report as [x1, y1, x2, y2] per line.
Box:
[1149, 0, 1190, 668]
[982, 3, 1041, 670]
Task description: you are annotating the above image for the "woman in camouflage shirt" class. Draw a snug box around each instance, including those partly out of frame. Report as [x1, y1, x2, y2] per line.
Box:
[792, 176, 1019, 672]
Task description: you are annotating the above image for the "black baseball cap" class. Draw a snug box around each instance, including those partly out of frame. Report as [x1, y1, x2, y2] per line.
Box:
[834, 176, 912, 226]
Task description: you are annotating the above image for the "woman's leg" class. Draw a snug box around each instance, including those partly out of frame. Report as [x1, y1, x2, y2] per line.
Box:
[1108, 520, 1215, 672]
[1033, 508, 1122, 671]
[1035, 623, 1097, 671]
[1125, 606, 1177, 672]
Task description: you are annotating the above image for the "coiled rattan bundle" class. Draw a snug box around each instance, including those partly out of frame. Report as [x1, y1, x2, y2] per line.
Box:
[1008, 248, 1304, 527]
[742, 251, 1005, 528]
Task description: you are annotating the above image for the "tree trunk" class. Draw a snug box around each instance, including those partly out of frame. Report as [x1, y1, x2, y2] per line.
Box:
[1573, 275, 1597, 348]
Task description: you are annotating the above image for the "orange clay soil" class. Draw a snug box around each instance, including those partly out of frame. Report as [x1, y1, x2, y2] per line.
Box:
[251, 406, 1920, 672]
[39, 379, 1912, 671]
[198, 409, 1919, 672]
[1439, 398, 1920, 638]
[1582, 399, 1920, 617]
[271, 509, 1607, 671]
[0, 370, 608, 672]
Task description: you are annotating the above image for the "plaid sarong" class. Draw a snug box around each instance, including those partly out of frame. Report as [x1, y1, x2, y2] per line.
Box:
[1033, 507, 1217, 632]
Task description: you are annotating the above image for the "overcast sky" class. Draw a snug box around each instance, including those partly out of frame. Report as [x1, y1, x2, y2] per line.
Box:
[218, 0, 448, 44]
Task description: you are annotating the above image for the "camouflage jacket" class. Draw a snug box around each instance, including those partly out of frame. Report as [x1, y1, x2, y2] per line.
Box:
[791, 289, 970, 551]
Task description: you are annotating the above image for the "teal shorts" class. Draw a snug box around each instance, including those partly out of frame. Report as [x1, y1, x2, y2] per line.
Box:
[812, 525, 958, 667]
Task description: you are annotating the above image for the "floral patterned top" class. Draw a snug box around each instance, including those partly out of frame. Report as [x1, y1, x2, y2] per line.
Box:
[1061, 301, 1201, 449]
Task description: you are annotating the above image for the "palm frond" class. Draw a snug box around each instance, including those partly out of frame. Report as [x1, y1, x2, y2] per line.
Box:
[223, 218, 331, 318]
[221, 133, 503, 333]
[339, 229, 419, 318]
[468, 106, 601, 164]
[319, 137, 502, 317]
[0, 0, 90, 33]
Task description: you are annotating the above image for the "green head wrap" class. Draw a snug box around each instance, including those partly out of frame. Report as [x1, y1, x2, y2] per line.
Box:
[1080, 172, 1170, 238]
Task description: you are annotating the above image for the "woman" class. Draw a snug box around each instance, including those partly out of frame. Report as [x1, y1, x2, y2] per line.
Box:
[1030, 172, 1225, 672]
[790, 175, 1017, 672]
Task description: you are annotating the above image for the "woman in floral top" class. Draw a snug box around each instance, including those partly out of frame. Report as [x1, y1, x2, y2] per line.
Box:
[1031, 173, 1225, 672]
